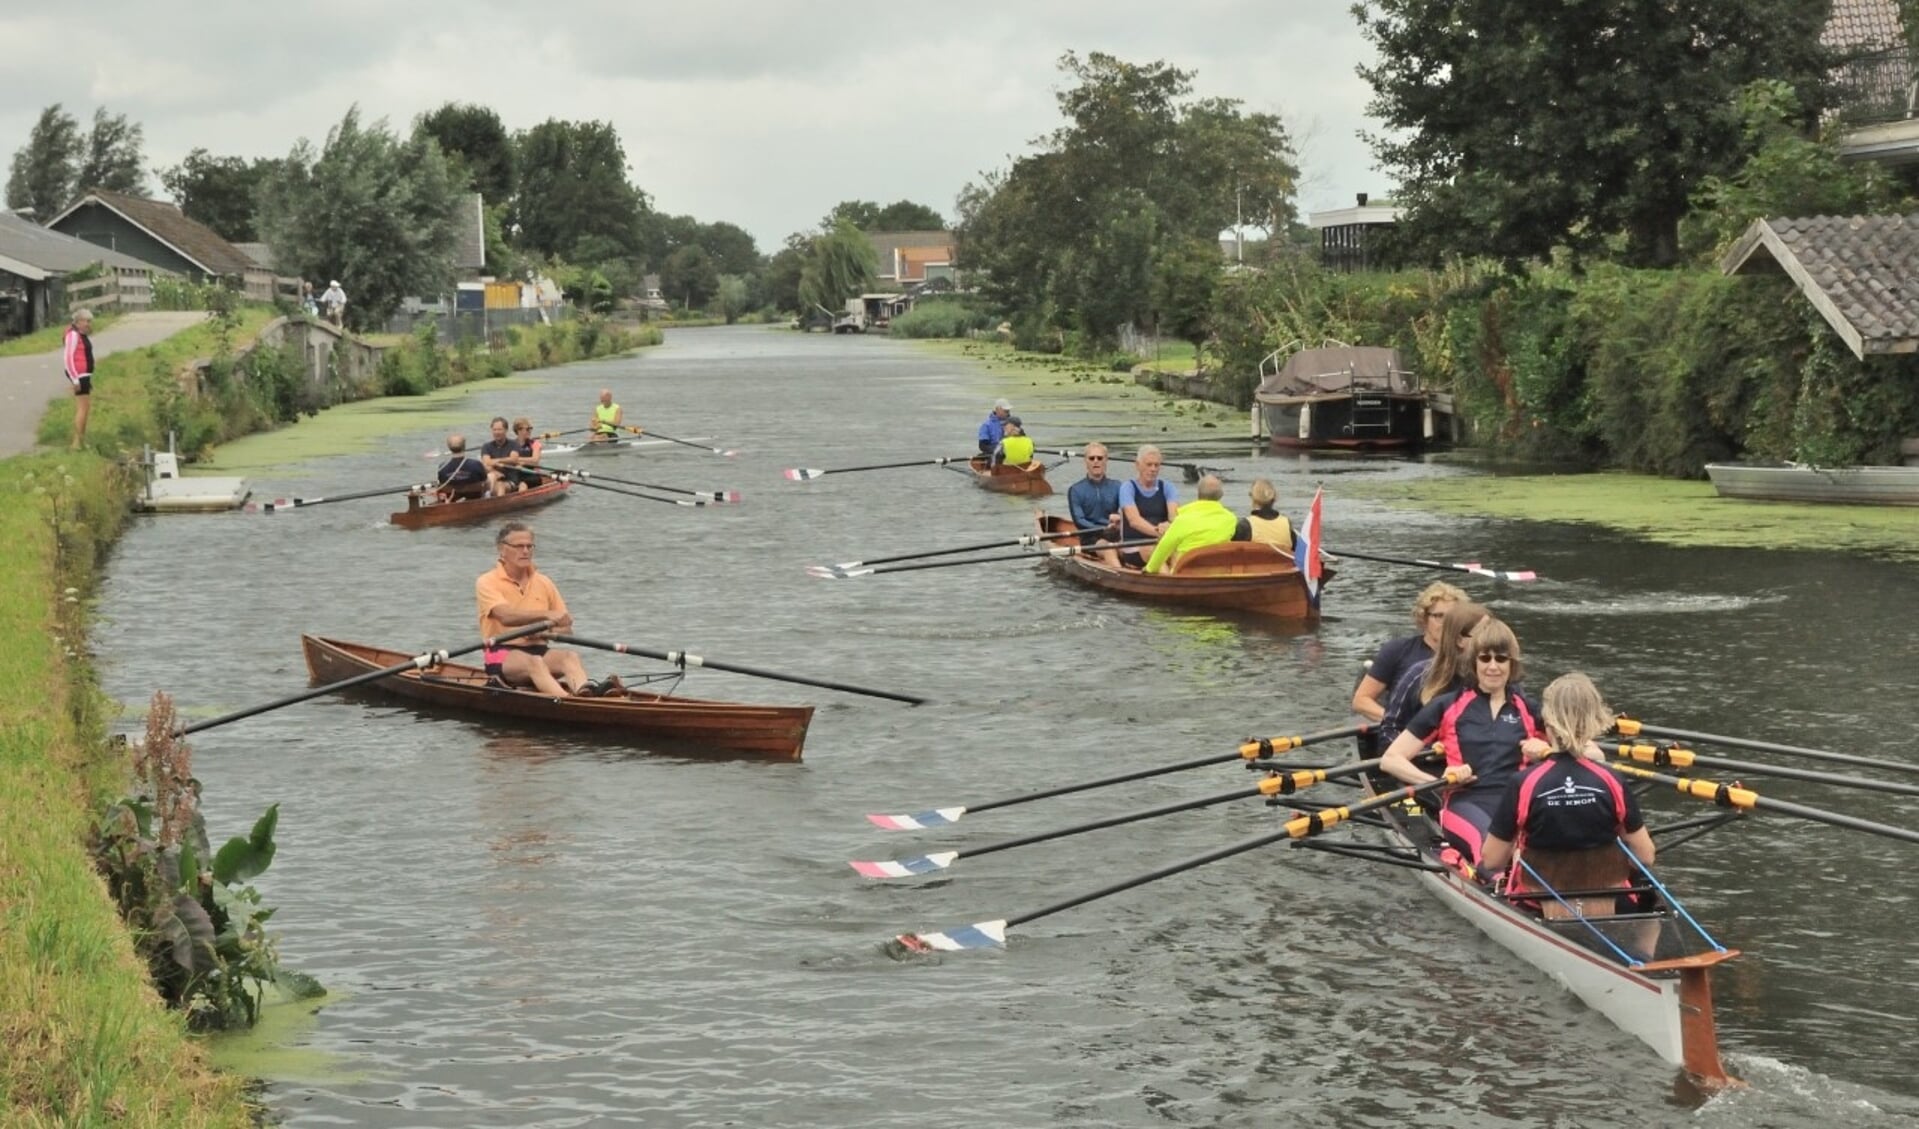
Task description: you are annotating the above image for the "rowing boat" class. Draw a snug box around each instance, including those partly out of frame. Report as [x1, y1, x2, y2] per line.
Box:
[968, 456, 1052, 497]
[1036, 514, 1326, 621]
[1367, 792, 1737, 1088]
[300, 635, 815, 758]
[544, 435, 714, 457]
[389, 478, 569, 529]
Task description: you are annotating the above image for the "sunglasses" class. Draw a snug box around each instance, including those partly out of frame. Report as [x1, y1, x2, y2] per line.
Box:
[1085, 455, 1107, 462]
[1475, 652, 1512, 665]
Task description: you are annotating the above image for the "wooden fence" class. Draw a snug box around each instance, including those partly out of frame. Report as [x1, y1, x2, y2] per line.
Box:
[62, 267, 155, 314]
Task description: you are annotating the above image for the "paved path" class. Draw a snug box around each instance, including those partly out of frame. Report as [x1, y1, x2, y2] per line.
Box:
[0, 311, 209, 457]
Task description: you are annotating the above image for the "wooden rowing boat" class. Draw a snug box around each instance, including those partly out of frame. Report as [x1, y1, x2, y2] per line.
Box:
[1369, 794, 1738, 1089]
[1036, 515, 1326, 621]
[300, 635, 814, 758]
[389, 478, 569, 529]
[968, 456, 1052, 497]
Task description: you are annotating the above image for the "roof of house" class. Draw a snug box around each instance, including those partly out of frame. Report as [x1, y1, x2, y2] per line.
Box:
[232, 241, 274, 270]
[0, 210, 160, 279]
[1825, 0, 1903, 50]
[868, 230, 955, 258]
[1722, 214, 1919, 359]
[47, 188, 259, 276]
[455, 193, 485, 271]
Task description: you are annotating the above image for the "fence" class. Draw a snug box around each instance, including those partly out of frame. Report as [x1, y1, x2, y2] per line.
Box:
[1831, 48, 1917, 127]
[61, 267, 156, 315]
[382, 304, 574, 345]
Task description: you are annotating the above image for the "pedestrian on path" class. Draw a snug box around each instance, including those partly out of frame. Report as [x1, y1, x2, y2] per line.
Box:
[63, 307, 95, 450]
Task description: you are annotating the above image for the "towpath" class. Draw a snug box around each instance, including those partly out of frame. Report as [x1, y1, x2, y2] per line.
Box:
[0, 311, 208, 457]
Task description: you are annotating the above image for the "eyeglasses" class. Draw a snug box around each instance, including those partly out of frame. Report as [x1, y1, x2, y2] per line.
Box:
[1085, 456, 1107, 462]
[1475, 652, 1512, 665]
[1424, 610, 1447, 621]
[514, 426, 531, 432]
[504, 542, 535, 552]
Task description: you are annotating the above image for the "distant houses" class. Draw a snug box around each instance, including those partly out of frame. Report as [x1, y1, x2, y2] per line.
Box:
[867, 230, 958, 286]
[0, 210, 166, 335]
[45, 188, 278, 301]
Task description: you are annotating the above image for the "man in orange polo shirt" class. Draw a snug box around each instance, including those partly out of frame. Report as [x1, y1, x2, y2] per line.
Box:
[476, 521, 618, 696]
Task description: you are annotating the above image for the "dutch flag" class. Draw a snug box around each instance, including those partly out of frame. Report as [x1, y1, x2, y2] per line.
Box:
[1294, 485, 1324, 606]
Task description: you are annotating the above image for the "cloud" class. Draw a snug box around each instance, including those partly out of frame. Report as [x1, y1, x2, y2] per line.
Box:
[0, 0, 1388, 245]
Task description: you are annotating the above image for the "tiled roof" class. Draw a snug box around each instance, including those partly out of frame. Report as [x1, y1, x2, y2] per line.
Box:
[232, 241, 274, 269]
[56, 188, 258, 275]
[867, 230, 955, 258]
[0, 210, 159, 275]
[1721, 214, 1919, 359]
[1824, 0, 1903, 50]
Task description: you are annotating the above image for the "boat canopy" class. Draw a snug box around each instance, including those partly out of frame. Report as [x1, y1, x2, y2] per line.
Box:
[1255, 345, 1417, 403]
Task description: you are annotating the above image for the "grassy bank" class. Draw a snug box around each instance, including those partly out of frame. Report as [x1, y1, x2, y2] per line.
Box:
[0, 313, 125, 358]
[913, 338, 1244, 440]
[0, 453, 250, 1125]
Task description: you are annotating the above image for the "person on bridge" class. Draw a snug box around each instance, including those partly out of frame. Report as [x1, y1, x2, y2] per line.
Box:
[977, 398, 1012, 454]
[1067, 443, 1124, 565]
[476, 521, 621, 697]
[435, 435, 488, 500]
[590, 389, 624, 442]
[320, 280, 347, 327]
[992, 417, 1035, 468]
[63, 307, 94, 450]
[1143, 474, 1237, 574]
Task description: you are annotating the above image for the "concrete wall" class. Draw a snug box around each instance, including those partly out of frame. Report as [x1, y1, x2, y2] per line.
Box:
[255, 316, 384, 390]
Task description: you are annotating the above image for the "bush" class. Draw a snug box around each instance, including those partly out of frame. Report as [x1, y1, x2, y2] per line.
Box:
[889, 299, 994, 338]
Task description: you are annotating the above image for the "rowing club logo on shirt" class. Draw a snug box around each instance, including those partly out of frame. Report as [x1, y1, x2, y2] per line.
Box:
[1540, 777, 1610, 807]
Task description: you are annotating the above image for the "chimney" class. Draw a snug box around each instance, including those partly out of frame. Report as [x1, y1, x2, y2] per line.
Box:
[1356, 193, 1369, 208]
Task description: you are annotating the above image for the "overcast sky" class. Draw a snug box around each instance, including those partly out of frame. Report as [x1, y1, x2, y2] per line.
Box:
[0, 1, 1389, 248]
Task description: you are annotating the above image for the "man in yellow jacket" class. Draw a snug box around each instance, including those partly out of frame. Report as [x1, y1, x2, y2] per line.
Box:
[1144, 474, 1239, 573]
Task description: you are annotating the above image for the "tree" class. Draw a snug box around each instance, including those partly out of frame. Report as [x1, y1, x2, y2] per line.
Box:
[798, 220, 877, 314]
[255, 107, 462, 330]
[75, 107, 146, 195]
[417, 102, 515, 204]
[762, 233, 810, 313]
[156, 149, 278, 243]
[715, 274, 751, 324]
[662, 244, 719, 309]
[1356, 0, 1834, 266]
[1151, 236, 1222, 370]
[5, 104, 83, 218]
[695, 221, 760, 276]
[512, 119, 649, 262]
[820, 200, 881, 230]
[871, 199, 947, 231]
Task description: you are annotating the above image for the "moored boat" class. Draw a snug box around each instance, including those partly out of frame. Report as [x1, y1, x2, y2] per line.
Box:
[1036, 514, 1325, 621]
[1368, 792, 1738, 1088]
[967, 456, 1052, 496]
[300, 635, 814, 758]
[1254, 343, 1450, 451]
[1705, 461, 1919, 506]
[389, 478, 569, 529]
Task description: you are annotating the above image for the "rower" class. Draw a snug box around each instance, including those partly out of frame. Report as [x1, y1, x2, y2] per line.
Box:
[476, 521, 622, 698]
[1377, 599, 1488, 752]
[478, 416, 519, 496]
[590, 389, 624, 442]
[1483, 673, 1655, 919]
[1234, 478, 1295, 547]
[993, 417, 1035, 468]
[1118, 445, 1179, 565]
[977, 398, 1012, 455]
[1067, 443, 1124, 565]
[435, 435, 488, 500]
[1352, 583, 1469, 751]
[1378, 616, 1547, 865]
[505, 416, 545, 490]
[1143, 474, 1236, 573]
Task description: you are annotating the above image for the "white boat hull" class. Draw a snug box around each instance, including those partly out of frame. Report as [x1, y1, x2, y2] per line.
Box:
[1705, 462, 1919, 506]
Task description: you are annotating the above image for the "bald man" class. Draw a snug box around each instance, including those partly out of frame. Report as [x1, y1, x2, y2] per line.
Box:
[589, 389, 624, 442]
[1143, 474, 1239, 574]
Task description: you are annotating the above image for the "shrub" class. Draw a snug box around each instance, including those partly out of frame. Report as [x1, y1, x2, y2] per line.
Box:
[889, 299, 994, 338]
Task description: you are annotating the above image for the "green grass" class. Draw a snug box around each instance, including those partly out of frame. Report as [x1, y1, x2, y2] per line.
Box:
[913, 337, 1245, 438]
[1134, 339, 1199, 374]
[0, 453, 252, 1126]
[0, 313, 124, 358]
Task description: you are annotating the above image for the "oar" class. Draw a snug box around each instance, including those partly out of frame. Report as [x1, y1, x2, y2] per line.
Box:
[176, 622, 552, 736]
[1606, 742, 1919, 799]
[895, 775, 1456, 951]
[553, 633, 924, 705]
[817, 540, 1166, 579]
[1607, 763, 1919, 846]
[549, 466, 739, 504]
[852, 760, 1381, 878]
[546, 471, 709, 507]
[621, 425, 736, 457]
[1325, 546, 1538, 582]
[785, 455, 979, 481]
[1614, 717, 1919, 777]
[809, 527, 1096, 576]
[865, 724, 1367, 829]
[243, 482, 433, 513]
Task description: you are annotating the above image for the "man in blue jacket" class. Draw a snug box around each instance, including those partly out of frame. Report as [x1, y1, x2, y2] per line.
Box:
[977, 398, 1012, 454]
[1067, 443, 1123, 565]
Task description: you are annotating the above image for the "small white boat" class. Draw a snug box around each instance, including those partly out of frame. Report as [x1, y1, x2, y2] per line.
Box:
[543, 435, 713, 457]
[133, 448, 249, 513]
[1705, 461, 1919, 506]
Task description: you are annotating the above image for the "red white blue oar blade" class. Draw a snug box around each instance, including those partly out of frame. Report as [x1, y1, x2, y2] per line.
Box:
[784, 468, 823, 482]
[896, 919, 1008, 953]
[867, 806, 966, 830]
[720, 490, 742, 503]
[848, 851, 958, 879]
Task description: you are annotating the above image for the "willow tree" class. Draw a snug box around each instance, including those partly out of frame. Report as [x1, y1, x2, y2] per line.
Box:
[798, 220, 877, 314]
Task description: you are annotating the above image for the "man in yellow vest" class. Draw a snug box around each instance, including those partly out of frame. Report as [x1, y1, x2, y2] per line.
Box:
[993, 417, 1035, 467]
[1144, 474, 1239, 573]
[589, 389, 624, 442]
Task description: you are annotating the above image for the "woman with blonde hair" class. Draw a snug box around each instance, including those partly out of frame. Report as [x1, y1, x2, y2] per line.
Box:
[1482, 673, 1655, 918]
[1379, 616, 1548, 863]
[1375, 598, 1487, 750]
[1353, 582, 1468, 733]
[1236, 478, 1294, 548]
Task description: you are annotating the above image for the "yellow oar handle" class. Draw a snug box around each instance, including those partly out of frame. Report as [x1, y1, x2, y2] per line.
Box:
[1615, 716, 1644, 736]
[621, 425, 646, 436]
[1241, 734, 1306, 758]
[1280, 767, 1464, 838]
[1257, 768, 1328, 797]
[1605, 742, 1695, 769]
[1611, 762, 1758, 809]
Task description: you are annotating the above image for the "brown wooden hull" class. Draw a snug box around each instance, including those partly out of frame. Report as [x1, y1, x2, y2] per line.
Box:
[300, 635, 813, 758]
[389, 479, 570, 529]
[968, 456, 1052, 497]
[1037, 515, 1325, 621]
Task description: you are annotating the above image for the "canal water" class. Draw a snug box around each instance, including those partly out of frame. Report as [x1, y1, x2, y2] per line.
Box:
[95, 327, 1919, 1127]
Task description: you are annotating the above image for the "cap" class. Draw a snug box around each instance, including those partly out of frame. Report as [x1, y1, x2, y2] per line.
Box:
[329, 279, 339, 286]
[1006, 415, 1022, 427]
[993, 398, 1012, 411]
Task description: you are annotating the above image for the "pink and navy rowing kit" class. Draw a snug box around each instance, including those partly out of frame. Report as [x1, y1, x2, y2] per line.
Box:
[1402, 687, 1540, 862]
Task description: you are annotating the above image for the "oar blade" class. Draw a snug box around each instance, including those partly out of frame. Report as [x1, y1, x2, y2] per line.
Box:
[867, 807, 967, 830]
[813, 566, 873, 580]
[784, 468, 822, 482]
[848, 851, 958, 879]
[721, 490, 742, 503]
[896, 919, 1008, 953]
